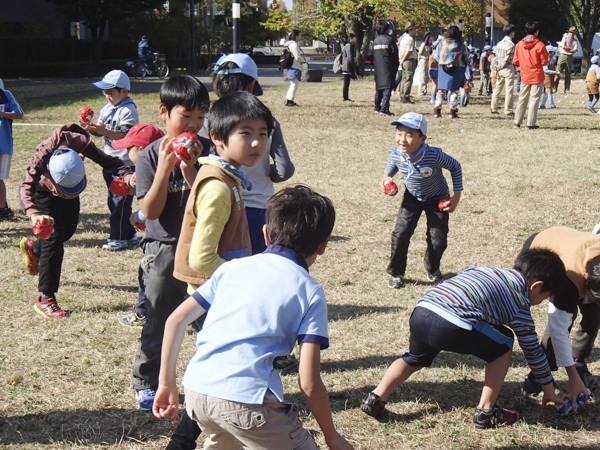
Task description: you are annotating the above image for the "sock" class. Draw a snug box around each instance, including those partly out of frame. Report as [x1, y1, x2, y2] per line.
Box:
[549, 94, 556, 107]
[431, 92, 435, 102]
[41, 294, 55, 301]
[541, 94, 547, 107]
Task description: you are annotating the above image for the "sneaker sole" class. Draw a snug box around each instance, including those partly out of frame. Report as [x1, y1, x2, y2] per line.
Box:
[118, 317, 145, 328]
[360, 403, 385, 419]
[33, 303, 66, 319]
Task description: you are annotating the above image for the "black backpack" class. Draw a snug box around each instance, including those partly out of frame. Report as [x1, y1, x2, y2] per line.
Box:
[280, 46, 294, 69]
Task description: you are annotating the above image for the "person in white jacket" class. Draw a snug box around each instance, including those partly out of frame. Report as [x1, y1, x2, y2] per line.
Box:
[284, 29, 308, 106]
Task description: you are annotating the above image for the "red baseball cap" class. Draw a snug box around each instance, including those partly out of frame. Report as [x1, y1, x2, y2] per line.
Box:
[112, 124, 165, 150]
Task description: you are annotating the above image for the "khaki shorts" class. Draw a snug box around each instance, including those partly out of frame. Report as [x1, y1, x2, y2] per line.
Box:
[587, 81, 599, 95]
[185, 388, 319, 450]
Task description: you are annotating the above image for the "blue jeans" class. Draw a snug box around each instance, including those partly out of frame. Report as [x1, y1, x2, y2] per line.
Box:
[103, 169, 136, 241]
[374, 88, 392, 113]
[246, 207, 267, 254]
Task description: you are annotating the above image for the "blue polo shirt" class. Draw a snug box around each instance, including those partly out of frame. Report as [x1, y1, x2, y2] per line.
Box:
[182, 245, 330, 405]
[0, 90, 23, 155]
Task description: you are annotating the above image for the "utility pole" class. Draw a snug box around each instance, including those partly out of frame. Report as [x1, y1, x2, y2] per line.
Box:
[191, 0, 195, 73]
[232, 0, 240, 52]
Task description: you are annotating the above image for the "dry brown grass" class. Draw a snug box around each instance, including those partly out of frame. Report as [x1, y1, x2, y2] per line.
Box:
[2, 76, 600, 448]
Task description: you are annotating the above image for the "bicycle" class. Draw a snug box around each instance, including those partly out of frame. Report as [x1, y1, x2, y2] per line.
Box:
[131, 53, 169, 80]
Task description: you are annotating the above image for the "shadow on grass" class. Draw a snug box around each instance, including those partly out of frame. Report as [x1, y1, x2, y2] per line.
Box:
[328, 304, 404, 321]
[0, 408, 172, 446]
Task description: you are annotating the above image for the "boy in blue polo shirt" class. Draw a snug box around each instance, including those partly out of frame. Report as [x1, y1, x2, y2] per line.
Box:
[381, 112, 462, 288]
[153, 186, 353, 450]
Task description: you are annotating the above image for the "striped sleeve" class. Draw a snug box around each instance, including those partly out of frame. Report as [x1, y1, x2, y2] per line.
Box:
[384, 150, 400, 177]
[435, 150, 463, 193]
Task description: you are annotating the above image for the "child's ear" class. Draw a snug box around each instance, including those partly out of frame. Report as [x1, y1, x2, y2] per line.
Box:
[210, 132, 225, 152]
[316, 235, 331, 256]
[262, 224, 271, 246]
[528, 280, 544, 291]
[159, 103, 168, 121]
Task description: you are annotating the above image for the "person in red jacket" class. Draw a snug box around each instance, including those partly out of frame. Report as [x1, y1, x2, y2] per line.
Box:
[512, 21, 548, 130]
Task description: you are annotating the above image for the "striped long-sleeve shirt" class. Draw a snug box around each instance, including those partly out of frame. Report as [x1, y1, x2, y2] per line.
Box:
[418, 267, 553, 385]
[384, 144, 463, 202]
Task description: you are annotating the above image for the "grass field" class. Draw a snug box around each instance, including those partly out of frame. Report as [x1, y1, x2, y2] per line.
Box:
[2, 75, 600, 449]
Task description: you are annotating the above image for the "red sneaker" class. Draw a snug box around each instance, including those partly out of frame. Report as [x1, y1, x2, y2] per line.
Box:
[20, 237, 40, 276]
[34, 296, 66, 319]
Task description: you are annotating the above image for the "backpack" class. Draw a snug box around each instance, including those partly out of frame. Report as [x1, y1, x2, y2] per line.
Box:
[333, 52, 343, 74]
[280, 46, 294, 69]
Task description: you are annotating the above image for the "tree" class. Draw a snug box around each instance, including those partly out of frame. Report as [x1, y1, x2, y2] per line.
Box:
[458, 0, 482, 41]
[49, 0, 163, 67]
[553, 0, 600, 71]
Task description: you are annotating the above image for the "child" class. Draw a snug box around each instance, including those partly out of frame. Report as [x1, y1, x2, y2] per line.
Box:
[361, 248, 571, 428]
[540, 45, 560, 110]
[19, 124, 133, 318]
[520, 227, 600, 395]
[382, 112, 462, 288]
[460, 48, 475, 107]
[109, 124, 165, 328]
[131, 76, 210, 410]
[154, 185, 354, 450]
[82, 69, 140, 251]
[586, 55, 600, 113]
[0, 78, 24, 220]
[478, 45, 492, 96]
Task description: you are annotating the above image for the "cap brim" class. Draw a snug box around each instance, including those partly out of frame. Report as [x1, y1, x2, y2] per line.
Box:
[93, 80, 116, 89]
[253, 82, 263, 96]
[111, 137, 133, 150]
[57, 176, 87, 196]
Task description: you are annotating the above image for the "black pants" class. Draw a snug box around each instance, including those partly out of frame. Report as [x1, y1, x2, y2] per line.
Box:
[34, 191, 80, 296]
[387, 190, 449, 277]
[343, 74, 352, 100]
[522, 234, 600, 366]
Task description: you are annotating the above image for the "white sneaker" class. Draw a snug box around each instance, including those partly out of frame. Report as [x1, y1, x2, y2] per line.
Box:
[593, 224, 600, 235]
[102, 239, 128, 251]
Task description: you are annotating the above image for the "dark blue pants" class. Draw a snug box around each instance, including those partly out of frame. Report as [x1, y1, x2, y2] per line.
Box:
[103, 169, 136, 241]
[246, 207, 267, 254]
[374, 88, 392, 113]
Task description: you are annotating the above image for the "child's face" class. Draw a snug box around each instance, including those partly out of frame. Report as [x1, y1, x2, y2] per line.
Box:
[395, 125, 426, 156]
[212, 118, 268, 169]
[102, 88, 128, 106]
[161, 104, 206, 138]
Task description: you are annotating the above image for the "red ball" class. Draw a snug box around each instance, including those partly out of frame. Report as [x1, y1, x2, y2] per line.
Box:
[438, 196, 451, 211]
[109, 178, 130, 197]
[171, 132, 199, 162]
[32, 222, 54, 239]
[79, 106, 94, 123]
[383, 179, 398, 196]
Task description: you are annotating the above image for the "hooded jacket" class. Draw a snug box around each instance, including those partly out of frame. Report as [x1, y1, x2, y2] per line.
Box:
[373, 33, 399, 90]
[20, 124, 132, 218]
[513, 34, 548, 85]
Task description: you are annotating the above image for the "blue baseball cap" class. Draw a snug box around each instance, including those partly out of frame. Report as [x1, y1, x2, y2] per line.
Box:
[215, 53, 263, 96]
[48, 148, 87, 196]
[391, 112, 428, 135]
[483, 45, 492, 51]
[93, 70, 131, 90]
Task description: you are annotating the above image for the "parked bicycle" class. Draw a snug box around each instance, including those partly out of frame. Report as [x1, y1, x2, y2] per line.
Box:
[129, 53, 169, 80]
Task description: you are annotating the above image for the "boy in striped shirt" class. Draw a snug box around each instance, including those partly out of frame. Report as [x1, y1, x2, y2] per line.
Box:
[361, 248, 571, 428]
[381, 112, 462, 288]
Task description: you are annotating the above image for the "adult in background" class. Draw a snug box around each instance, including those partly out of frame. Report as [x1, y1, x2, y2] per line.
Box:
[373, 21, 399, 116]
[491, 24, 516, 116]
[556, 26, 578, 94]
[417, 32, 434, 96]
[392, 32, 403, 94]
[433, 25, 469, 119]
[138, 35, 157, 70]
[284, 29, 308, 107]
[477, 45, 492, 96]
[399, 21, 418, 103]
[513, 20, 548, 130]
[342, 33, 359, 102]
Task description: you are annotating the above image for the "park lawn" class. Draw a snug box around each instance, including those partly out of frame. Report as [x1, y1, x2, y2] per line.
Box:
[1, 75, 600, 449]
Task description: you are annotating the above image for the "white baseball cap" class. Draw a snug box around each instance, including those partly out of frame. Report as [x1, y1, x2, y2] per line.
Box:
[391, 112, 428, 135]
[93, 70, 131, 90]
[48, 148, 87, 196]
[215, 53, 263, 96]
[592, 56, 600, 64]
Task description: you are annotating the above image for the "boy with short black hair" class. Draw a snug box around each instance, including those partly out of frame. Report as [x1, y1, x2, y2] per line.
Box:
[154, 185, 353, 450]
[82, 69, 139, 251]
[362, 248, 571, 428]
[0, 78, 24, 221]
[131, 75, 210, 410]
[381, 112, 462, 288]
[19, 125, 133, 318]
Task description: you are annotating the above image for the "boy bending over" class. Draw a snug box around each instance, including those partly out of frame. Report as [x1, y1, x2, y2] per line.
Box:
[362, 248, 569, 428]
[154, 186, 353, 450]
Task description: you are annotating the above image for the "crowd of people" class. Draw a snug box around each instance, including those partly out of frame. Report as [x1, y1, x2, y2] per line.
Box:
[2, 20, 600, 449]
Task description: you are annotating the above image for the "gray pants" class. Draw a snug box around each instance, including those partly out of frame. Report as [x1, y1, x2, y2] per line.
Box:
[556, 54, 573, 92]
[132, 241, 188, 391]
[400, 59, 416, 98]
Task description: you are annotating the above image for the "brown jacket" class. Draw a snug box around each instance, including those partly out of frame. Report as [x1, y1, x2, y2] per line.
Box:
[531, 226, 600, 297]
[173, 163, 250, 286]
[19, 124, 132, 218]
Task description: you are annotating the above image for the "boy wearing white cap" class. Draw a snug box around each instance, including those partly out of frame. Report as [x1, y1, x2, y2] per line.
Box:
[380, 112, 462, 288]
[586, 55, 600, 113]
[478, 45, 492, 96]
[0, 78, 24, 221]
[81, 69, 140, 251]
[540, 45, 560, 110]
[19, 125, 133, 318]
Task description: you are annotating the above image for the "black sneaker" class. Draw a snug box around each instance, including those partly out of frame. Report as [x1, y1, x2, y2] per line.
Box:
[361, 392, 387, 419]
[575, 360, 600, 390]
[427, 270, 443, 285]
[473, 404, 519, 429]
[388, 276, 405, 289]
[522, 372, 557, 396]
[0, 206, 15, 221]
